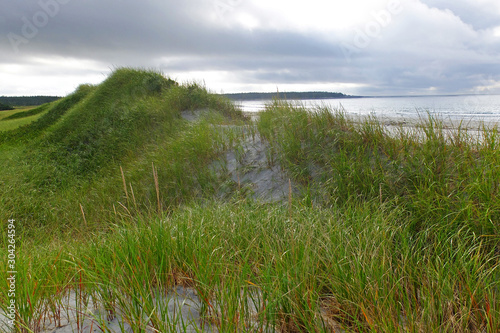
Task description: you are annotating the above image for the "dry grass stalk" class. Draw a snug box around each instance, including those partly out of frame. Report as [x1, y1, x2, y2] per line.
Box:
[120, 165, 129, 201]
[152, 162, 161, 212]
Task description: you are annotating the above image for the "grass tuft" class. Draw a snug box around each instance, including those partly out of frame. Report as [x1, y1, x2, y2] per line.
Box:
[0, 74, 498, 332]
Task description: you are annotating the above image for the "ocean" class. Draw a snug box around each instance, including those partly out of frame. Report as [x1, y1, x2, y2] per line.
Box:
[235, 94, 500, 123]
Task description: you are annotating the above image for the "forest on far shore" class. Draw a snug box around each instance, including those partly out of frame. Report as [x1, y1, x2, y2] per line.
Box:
[0, 92, 359, 107]
[0, 96, 61, 108]
[0, 102, 14, 111]
[222, 91, 361, 101]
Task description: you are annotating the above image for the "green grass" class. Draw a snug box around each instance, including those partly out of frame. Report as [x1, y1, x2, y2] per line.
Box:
[0, 85, 94, 142]
[0, 108, 35, 121]
[0, 114, 45, 132]
[0, 106, 48, 121]
[0, 71, 498, 332]
[258, 100, 499, 238]
[0, 106, 50, 132]
[0, 69, 244, 238]
[2, 200, 498, 332]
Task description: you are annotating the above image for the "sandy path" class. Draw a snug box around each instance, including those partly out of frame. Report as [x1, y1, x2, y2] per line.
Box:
[223, 128, 296, 202]
[0, 111, 292, 333]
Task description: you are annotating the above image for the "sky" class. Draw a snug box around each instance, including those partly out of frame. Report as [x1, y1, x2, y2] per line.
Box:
[1, 0, 500, 97]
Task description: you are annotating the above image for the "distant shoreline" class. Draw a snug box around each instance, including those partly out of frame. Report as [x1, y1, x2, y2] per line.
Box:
[221, 91, 362, 101]
[222, 92, 500, 101]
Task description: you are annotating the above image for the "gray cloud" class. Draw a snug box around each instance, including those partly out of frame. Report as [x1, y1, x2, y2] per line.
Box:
[420, 0, 500, 30]
[1, 0, 500, 96]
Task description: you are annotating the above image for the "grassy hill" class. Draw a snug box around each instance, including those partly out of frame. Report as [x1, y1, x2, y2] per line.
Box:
[0, 86, 92, 139]
[0, 68, 498, 332]
[0, 68, 243, 232]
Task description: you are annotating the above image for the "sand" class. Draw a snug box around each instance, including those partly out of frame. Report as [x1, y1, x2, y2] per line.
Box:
[5, 108, 488, 332]
[0, 110, 295, 333]
[0, 287, 215, 333]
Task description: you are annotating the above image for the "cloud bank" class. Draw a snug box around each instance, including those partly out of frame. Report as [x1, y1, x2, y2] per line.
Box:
[1, 0, 500, 96]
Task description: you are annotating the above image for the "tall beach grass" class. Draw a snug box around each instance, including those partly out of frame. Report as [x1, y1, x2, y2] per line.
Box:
[0, 72, 498, 332]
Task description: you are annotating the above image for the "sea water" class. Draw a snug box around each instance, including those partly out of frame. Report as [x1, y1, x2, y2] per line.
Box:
[236, 94, 500, 123]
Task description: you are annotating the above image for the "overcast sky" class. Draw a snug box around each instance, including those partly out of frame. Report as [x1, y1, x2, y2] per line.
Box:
[1, 0, 500, 96]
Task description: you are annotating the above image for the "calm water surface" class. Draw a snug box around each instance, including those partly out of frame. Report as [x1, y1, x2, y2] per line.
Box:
[236, 95, 500, 123]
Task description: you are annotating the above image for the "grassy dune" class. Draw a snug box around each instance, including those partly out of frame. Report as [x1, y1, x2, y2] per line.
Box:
[0, 106, 46, 132]
[0, 107, 37, 121]
[0, 69, 499, 332]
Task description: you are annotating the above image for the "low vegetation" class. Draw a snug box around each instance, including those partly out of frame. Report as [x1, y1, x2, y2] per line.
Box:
[0, 102, 14, 111]
[0, 69, 498, 332]
[1, 106, 48, 121]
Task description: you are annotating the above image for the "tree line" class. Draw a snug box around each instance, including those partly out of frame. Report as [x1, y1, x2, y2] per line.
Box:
[222, 91, 361, 101]
[0, 102, 14, 111]
[0, 96, 61, 108]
